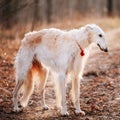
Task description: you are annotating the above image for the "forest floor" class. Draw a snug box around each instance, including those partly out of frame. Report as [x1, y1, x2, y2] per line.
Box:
[0, 18, 120, 120]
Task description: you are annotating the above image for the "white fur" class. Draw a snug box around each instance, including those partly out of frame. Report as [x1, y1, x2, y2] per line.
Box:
[13, 24, 108, 116]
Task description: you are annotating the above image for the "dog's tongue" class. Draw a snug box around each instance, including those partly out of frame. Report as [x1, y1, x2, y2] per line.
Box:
[80, 49, 85, 56]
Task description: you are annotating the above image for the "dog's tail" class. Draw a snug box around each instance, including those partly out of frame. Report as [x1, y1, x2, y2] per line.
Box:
[14, 37, 35, 107]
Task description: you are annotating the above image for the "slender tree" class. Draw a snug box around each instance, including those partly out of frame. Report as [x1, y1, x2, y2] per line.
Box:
[108, 0, 113, 16]
[46, 0, 52, 23]
[31, 0, 39, 31]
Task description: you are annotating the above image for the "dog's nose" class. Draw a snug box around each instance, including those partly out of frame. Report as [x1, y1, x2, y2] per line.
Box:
[104, 48, 108, 52]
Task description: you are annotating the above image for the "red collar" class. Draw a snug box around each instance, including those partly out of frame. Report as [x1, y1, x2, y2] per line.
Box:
[75, 41, 85, 56]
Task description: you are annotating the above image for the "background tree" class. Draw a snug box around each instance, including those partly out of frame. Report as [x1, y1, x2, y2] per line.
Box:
[0, 0, 120, 30]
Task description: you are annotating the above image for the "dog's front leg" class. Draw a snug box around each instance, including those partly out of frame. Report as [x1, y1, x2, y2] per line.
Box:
[58, 73, 69, 116]
[72, 76, 85, 116]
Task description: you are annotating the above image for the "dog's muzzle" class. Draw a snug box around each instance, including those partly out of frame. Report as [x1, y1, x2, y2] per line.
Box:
[104, 48, 108, 52]
[97, 44, 108, 52]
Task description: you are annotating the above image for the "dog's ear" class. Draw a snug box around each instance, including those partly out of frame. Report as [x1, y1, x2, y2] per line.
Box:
[85, 24, 95, 43]
[85, 24, 95, 31]
[86, 24, 93, 30]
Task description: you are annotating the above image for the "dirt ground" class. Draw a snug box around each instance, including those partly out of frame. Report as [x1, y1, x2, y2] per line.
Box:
[0, 25, 120, 120]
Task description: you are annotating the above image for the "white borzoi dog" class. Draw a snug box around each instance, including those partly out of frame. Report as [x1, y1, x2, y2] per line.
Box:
[13, 24, 108, 116]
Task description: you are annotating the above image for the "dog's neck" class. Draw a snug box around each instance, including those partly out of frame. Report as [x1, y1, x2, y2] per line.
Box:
[75, 40, 85, 56]
[70, 28, 92, 55]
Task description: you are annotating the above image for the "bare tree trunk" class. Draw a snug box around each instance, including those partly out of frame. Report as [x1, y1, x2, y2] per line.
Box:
[31, 0, 39, 31]
[0, 0, 19, 29]
[112, 0, 120, 16]
[0, 0, 11, 29]
[107, 0, 113, 16]
[46, 0, 52, 23]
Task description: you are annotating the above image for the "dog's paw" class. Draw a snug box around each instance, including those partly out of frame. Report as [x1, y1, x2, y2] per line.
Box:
[43, 105, 49, 110]
[20, 100, 28, 108]
[75, 109, 85, 116]
[13, 107, 23, 113]
[61, 111, 69, 117]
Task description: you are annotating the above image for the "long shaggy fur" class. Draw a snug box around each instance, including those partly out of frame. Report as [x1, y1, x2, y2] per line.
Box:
[13, 24, 108, 115]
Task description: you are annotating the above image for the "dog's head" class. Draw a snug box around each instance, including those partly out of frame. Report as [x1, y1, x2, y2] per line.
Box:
[86, 24, 108, 52]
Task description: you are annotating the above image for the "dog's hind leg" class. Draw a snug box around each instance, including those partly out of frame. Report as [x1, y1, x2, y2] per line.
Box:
[20, 70, 34, 108]
[32, 60, 49, 110]
[72, 75, 85, 116]
[13, 62, 33, 111]
[13, 46, 34, 112]
[13, 79, 24, 112]
[38, 68, 49, 110]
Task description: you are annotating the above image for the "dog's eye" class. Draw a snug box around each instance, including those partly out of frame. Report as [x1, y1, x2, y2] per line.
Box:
[99, 34, 102, 37]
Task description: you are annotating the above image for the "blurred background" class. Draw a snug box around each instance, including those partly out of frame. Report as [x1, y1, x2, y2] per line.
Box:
[0, 0, 120, 42]
[0, 0, 120, 30]
[0, 1, 120, 120]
